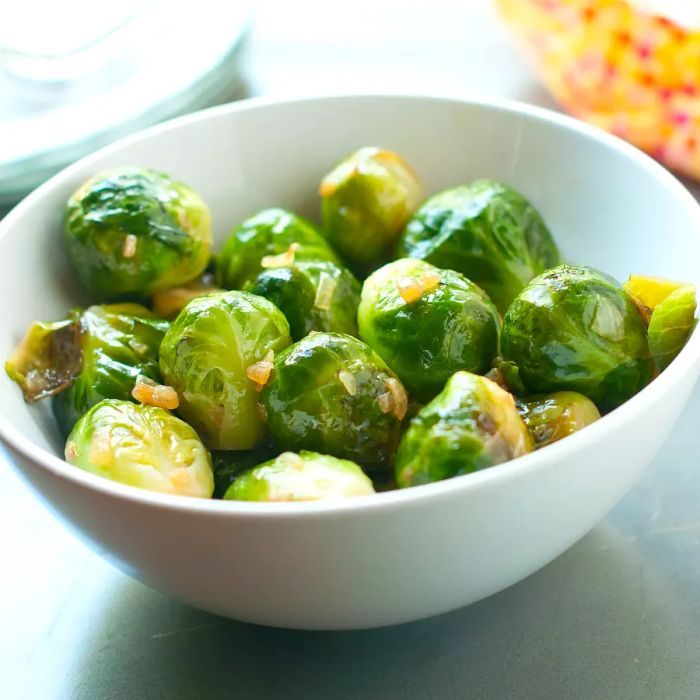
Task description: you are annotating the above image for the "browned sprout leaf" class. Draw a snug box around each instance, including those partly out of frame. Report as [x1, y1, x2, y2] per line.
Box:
[6, 319, 82, 402]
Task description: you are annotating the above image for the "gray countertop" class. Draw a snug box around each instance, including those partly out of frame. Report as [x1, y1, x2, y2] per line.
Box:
[3, 2, 700, 698]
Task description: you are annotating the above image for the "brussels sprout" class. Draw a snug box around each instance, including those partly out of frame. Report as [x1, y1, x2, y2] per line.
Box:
[5, 304, 168, 436]
[517, 391, 600, 449]
[211, 443, 278, 498]
[247, 259, 360, 341]
[320, 147, 423, 271]
[623, 274, 697, 370]
[65, 399, 213, 497]
[216, 208, 339, 290]
[262, 332, 406, 468]
[224, 450, 375, 502]
[648, 285, 697, 370]
[358, 258, 500, 400]
[501, 265, 654, 411]
[51, 304, 169, 437]
[395, 371, 532, 488]
[65, 168, 212, 300]
[151, 271, 219, 319]
[398, 180, 560, 312]
[159, 290, 291, 450]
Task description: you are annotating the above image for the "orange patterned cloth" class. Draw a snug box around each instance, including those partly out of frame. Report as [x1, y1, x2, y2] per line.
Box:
[497, 0, 700, 179]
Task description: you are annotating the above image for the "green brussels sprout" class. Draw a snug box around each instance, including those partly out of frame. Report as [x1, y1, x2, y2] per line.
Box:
[320, 147, 423, 271]
[159, 290, 291, 450]
[395, 371, 532, 488]
[358, 258, 500, 400]
[262, 332, 406, 468]
[216, 208, 339, 290]
[648, 285, 696, 370]
[65, 399, 213, 497]
[211, 443, 278, 498]
[5, 304, 168, 436]
[247, 259, 360, 341]
[52, 304, 169, 436]
[398, 180, 560, 312]
[501, 265, 654, 412]
[517, 391, 600, 449]
[224, 450, 375, 502]
[65, 168, 212, 300]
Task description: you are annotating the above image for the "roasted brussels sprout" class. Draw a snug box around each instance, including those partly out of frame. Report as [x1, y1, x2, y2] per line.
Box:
[501, 265, 654, 411]
[211, 443, 278, 498]
[648, 286, 697, 370]
[320, 147, 423, 271]
[65, 399, 213, 497]
[224, 450, 375, 502]
[623, 274, 697, 371]
[216, 208, 339, 290]
[517, 391, 600, 449]
[358, 258, 500, 400]
[54, 304, 169, 436]
[159, 291, 291, 450]
[6, 304, 169, 436]
[395, 371, 532, 488]
[65, 168, 212, 300]
[247, 259, 360, 341]
[398, 180, 560, 312]
[262, 332, 406, 468]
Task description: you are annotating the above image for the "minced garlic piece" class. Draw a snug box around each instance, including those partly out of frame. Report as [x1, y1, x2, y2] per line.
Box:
[377, 392, 393, 414]
[338, 369, 357, 396]
[420, 272, 441, 293]
[385, 377, 407, 420]
[131, 375, 180, 410]
[397, 276, 423, 303]
[246, 349, 275, 391]
[314, 271, 337, 310]
[261, 243, 299, 269]
[122, 234, 137, 258]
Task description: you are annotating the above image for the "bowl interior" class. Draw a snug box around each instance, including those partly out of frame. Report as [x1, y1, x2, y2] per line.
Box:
[2, 94, 700, 463]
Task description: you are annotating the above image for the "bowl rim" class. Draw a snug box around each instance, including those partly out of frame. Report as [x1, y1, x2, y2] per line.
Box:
[2, 91, 700, 518]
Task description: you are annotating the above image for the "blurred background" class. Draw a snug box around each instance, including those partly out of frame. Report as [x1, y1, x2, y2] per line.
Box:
[0, 0, 554, 208]
[5, 0, 700, 208]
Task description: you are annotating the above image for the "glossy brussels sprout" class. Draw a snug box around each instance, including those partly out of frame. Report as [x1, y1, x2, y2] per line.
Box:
[398, 180, 560, 312]
[216, 208, 339, 290]
[517, 391, 600, 449]
[211, 443, 277, 498]
[320, 147, 423, 271]
[5, 304, 169, 436]
[262, 332, 406, 467]
[501, 265, 654, 411]
[53, 304, 169, 436]
[159, 291, 291, 450]
[623, 274, 697, 371]
[65, 399, 213, 497]
[358, 258, 500, 400]
[247, 259, 360, 341]
[395, 371, 532, 488]
[224, 450, 375, 502]
[648, 285, 697, 370]
[65, 168, 211, 299]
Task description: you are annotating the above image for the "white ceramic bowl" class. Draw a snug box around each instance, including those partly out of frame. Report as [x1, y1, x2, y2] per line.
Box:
[2, 95, 700, 631]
